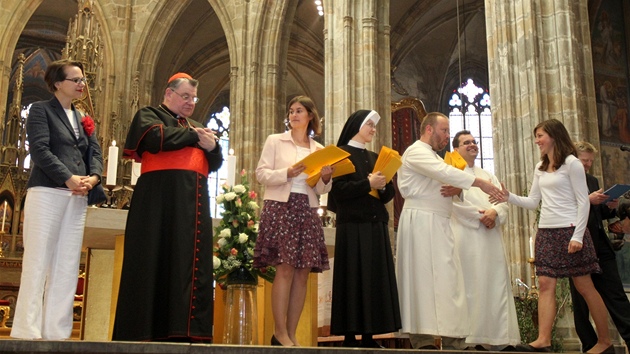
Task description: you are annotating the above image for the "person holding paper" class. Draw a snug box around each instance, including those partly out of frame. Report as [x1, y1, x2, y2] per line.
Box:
[492, 120, 612, 353]
[568, 141, 630, 353]
[327, 110, 401, 348]
[448, 130, 520, 349]
[396, 112, 503, 350]
[254, 95, 332, 346]
[113, 73, 222, 342]
[11, 59, 103, 340]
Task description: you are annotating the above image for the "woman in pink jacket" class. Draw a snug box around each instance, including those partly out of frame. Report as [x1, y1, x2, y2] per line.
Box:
[254, 95, 332, 346]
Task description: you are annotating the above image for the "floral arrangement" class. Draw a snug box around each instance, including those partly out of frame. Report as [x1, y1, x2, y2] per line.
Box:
[81, 115, 95, 136]
[213, 169, 276, 287]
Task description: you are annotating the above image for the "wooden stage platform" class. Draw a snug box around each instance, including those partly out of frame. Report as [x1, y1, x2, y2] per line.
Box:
[0, 338, 512, 354]
[0, 330, 422, 353]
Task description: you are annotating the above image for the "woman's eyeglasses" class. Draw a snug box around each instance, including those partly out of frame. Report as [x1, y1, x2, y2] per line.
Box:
[65, 77, 88, 84]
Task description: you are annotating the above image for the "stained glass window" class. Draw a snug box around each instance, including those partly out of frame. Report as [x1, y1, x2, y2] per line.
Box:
[448, 78, 494, 173]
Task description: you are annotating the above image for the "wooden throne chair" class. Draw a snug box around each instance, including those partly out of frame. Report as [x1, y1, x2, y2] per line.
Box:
[391, 97, 427, 230]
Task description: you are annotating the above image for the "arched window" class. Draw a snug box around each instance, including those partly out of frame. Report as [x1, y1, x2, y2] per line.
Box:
[448, 78, 494, 173]
[206, 106, 231, 216]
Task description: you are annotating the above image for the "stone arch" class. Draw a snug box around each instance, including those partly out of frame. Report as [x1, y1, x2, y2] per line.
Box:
[0, 0, 44, 114]
[390, 0, 440, 65]
[208, 0, 299, 174]
[0, 0, 117, 144]
[186, 39, 231, 119]
[130, 1, 191, 103]
[129, 0, 232, 121]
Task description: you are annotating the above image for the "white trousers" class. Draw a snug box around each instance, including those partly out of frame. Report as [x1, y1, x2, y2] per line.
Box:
[10, 187, 87, 340]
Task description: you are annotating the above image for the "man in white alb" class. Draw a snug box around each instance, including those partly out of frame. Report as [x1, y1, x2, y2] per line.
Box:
[396, 113, 503, 349]
[450, 130, 520, 350]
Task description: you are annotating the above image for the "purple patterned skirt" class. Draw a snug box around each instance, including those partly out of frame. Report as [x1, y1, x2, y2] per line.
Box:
[535, 226, 601, 278]
[253, 193, 329, 272]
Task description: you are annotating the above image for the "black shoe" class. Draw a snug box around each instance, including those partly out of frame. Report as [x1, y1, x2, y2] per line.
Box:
[464, 346, 489, 351]
[342, 338, 361, 347]
[361, 339, 384, 348]
[501, 345, 518, 352]
[270, 335, 281, 346]
[515, 344, 552, 352]
[418, 344, 440, 350]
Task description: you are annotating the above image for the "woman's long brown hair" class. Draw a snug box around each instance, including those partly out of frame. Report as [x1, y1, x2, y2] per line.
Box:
[534, 119, 577, 171]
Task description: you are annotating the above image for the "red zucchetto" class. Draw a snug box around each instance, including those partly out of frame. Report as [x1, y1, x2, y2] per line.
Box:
[168, 72, 193, 83]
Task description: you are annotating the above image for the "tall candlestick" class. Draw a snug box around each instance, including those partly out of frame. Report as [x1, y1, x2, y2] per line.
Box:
[529, 236, 535, 258]
[106, 140, 119, 186]
[131, 161, 141, 185]
[1, 200, 6, 233]
[227, 149, 236, 187]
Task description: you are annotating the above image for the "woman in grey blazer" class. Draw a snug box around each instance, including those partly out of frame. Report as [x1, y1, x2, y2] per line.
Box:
[10, 59, 103, 340]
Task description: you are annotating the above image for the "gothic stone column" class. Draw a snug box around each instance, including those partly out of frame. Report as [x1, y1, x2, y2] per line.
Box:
[210, 0, 296, 180]
[322, 0, 397, 255]
[485, 0, 598, 281]
[323, 0, 391, 148]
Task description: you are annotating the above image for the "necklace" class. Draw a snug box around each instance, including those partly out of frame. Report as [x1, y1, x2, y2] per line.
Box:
[157, 104, 176, 118]
[158, 104, 188, 128]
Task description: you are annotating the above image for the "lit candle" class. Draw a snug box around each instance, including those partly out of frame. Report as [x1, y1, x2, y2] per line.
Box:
[529, 236, 534, 258]
[320, 193, 328, 206]
[106, 140, 119, 186]
[227, 149, 236, 186]
[130, 161, 141, 185]
[1, 200, 6, 233]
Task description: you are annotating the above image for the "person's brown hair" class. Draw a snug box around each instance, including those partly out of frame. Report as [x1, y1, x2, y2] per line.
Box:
[420, 112, 448, 136]
[534, 119, 577, 171]
[286, 95, 321, 136]
[44, 59, 84, 92]
[452, 130, 472, 148]
[574, 141, 598, 154]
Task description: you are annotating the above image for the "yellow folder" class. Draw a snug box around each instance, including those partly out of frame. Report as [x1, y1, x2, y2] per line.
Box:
[294, 145, 350, 176]
[444, 150, 467, 170]
[369, 146, 403, 198]
[295, 145, 356, 187]
[306, 158, 356, 187]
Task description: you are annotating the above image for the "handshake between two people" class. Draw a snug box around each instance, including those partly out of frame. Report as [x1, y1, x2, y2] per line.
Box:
[439, 178, 509, 205]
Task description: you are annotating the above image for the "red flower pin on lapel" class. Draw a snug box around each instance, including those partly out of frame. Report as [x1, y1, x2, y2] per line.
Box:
[81, 116, 95, 136]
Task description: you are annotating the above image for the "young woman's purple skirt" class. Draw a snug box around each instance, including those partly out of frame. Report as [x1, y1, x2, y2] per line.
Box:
[253, 192, 329, 272]
[535, 226, 601, 278]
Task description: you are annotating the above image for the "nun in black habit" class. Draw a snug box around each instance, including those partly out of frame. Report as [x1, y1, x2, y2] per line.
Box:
[328, 110, 402, 348]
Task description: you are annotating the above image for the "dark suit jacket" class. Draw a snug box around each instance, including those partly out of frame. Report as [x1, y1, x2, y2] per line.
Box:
[586, 173, 617, 261]
[26, 97, 103, 189]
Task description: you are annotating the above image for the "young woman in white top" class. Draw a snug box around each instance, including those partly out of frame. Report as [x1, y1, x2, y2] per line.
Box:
[493, 119, 612, 353]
